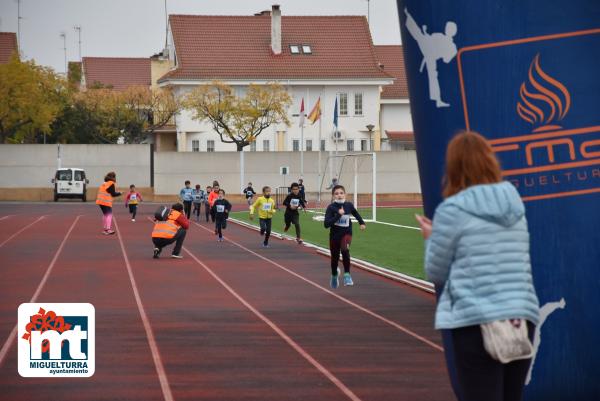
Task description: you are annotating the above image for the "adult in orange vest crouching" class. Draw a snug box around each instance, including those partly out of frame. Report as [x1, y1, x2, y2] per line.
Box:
[96, 172, 122, 235]
[152, 203, 190, 259]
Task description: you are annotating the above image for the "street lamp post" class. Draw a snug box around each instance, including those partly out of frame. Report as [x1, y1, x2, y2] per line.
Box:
[366, 124, 375, 151]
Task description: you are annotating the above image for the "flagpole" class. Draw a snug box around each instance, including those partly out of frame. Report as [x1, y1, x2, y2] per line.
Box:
[300, 122, 304, 177]
[318, 114, 322, 204]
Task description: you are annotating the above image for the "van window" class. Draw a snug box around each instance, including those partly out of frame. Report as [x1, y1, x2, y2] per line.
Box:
[74, 171, 85, 181]
[56, 170, 72, 181]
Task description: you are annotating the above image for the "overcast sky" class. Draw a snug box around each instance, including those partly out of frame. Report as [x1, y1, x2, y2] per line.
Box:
[0, 0, 402, 74]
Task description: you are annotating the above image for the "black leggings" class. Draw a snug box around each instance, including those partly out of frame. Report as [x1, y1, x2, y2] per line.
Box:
[183, 201, 192, 219]
[259, 218, 272, 245]
[451, 321, 535, 401]
[216, 218, 227, 237]
[330, 234, 352, 275]
[204, 203, 210, 221]
[284, 212, 301, 238]
[128, 204, 137, 219]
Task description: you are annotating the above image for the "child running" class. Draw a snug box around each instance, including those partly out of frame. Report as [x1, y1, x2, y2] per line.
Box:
[211, 189, 232, 242]
[179, 180, 194, 219]
[192, 184, 205, 222]
[96, 171, 122, 235]
[203, 185, 212, 222]
[324, 185, 366, 288]
[208, 181, 220, 226]
[282, 182, 307, 243]
[250, 186, 276, 248]
[242, 182, 256, 206]
[125, 184, 142, 222]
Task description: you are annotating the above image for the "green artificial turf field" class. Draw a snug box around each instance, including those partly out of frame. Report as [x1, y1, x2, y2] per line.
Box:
[230, 207, 427, 280]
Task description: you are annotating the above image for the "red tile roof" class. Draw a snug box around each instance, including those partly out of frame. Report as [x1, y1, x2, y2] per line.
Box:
[82, 57, 151, 90]
[161, 15, 392, 82]
[385, 131, 414, 141]
[0, 32, 18, 64]
[374, 45, 408, 99]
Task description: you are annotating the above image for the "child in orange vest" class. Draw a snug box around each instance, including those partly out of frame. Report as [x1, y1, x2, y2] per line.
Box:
[96, 171, 122, 235]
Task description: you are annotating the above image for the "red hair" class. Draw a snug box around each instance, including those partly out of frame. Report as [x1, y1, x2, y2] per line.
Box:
[443, 131, 502, 198]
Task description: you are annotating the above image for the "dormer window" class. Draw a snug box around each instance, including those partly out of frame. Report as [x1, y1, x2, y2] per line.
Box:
[290, 45, 300, 54]
[302, 45, 312, 54]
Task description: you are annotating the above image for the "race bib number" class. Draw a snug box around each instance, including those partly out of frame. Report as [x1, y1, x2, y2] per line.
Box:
[194, 194, 201, 201]
[130, 194, 137, 201]
[335, 215, 350, 227]
[262, 203, 272, 211]
[216, 205, 225, 213]
[246, 191, 253, 197]
[290, 199, 300, 207]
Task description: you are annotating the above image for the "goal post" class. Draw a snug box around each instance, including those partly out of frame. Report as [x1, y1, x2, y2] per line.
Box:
[315, 152, 377, 222]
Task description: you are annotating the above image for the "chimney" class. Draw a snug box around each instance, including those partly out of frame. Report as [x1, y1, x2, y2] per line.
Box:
[271, 5, 281, 55]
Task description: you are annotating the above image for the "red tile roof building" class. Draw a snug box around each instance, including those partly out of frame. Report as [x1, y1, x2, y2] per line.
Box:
[374, 45, 408, 99]
[82, 57, 151, 90]
[160, 14, 391, 82]
[0, 32, 19, 64]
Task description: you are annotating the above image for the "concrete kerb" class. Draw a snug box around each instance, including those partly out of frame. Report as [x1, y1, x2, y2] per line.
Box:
[228, 217, 434, 294]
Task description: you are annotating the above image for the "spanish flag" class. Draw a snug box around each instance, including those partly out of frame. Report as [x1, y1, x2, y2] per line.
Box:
[307, 97, 321, 124]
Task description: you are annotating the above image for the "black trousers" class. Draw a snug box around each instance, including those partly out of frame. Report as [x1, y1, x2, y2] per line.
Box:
[215, 217, 227, 237]
[152, 228, 186, 256]
[259, 218, 272, 245]
[204, 202, 210, 221]
[128, 204, 137, 219]
[210, 207, 216, 222]
[451, 321, 535, 401]
[192, 202, 201, 219]
[183, 200, 192, 219]
[284, 211, 301, 238]
[330, 234, 352, 275]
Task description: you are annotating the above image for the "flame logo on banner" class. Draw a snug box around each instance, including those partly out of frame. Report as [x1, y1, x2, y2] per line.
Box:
[516, 54, 571, 132]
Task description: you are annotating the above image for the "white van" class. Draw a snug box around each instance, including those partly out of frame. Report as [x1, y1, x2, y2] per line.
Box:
[51, 168, 89, 202]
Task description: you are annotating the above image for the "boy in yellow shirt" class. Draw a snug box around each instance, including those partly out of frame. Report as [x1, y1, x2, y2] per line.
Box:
[250, 186, 276, 248]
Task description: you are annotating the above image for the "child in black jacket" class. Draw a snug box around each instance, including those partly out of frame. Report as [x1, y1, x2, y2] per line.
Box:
[324, 185, 366, 289]
[211, 189, 232, 241]
[282, 182, 307, 243]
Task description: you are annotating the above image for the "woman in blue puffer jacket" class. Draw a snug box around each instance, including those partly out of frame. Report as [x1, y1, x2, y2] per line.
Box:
[416, 131, 540, 401]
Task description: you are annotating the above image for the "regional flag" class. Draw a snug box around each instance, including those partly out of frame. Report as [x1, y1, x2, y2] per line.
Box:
[307, 97, 321, 124]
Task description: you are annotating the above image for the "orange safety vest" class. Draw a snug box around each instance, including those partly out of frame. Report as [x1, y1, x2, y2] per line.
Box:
[96, 180, 115, 207]
[151, 210, 182, 239]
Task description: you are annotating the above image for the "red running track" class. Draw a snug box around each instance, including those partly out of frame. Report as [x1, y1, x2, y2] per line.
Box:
[0, 203, 452, 401]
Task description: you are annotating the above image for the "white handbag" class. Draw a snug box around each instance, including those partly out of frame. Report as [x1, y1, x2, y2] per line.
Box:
[480, 319, 534, 363]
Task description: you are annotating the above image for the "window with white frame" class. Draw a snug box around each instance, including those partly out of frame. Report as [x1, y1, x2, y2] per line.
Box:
[346, 139, 354, 151]
[354, 93, 363, 116]
[320, 139, 326, 151]
[263, 140, 270, 152]
[306, 139, 312, 151]
[361, 139, 367, 151]
[207, 140, 215, 152]
[250, 141, 257, 152]
[292, 140, 300, 152]
[339, 93, 348, 116]
[192, 140, 200, 152]
[289, 45, 300, 54]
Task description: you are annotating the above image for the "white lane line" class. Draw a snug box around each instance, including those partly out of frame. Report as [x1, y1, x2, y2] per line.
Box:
[0, 215, 80, 367]
[114, 217, 174, 401]
[182, 246, 364, 401]
[0, 216, 46, 248]
[192, 221, 443, 352]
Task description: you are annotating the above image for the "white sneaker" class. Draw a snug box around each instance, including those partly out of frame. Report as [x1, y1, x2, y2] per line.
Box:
[171, 254, 183, 259]
[132, 218, 135, 222]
